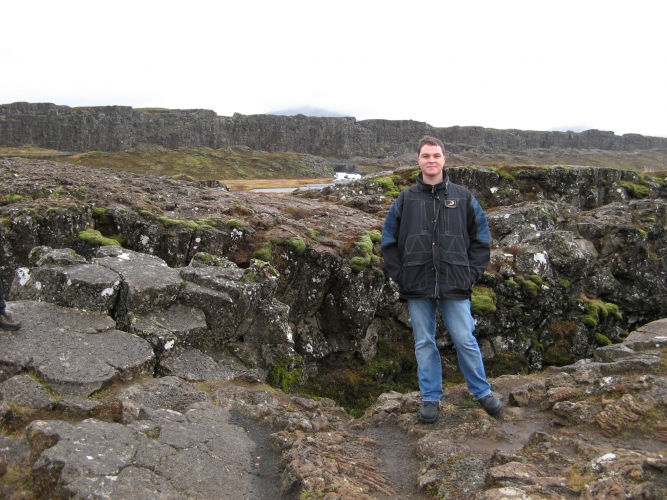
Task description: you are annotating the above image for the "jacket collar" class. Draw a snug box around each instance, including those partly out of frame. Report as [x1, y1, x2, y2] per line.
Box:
[416, 170, 449, 192]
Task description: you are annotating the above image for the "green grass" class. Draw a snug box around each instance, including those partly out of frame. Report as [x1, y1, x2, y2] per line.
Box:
[53, 146, 330, 180]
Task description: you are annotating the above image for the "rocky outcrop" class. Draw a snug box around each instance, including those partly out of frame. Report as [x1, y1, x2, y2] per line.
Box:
[2, 159, 666, 381]
[3, 102, 667, 157]
[3, 320, 665, 499]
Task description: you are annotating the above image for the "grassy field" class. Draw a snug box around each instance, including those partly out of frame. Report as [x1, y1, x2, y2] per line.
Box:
[1, 145, 333, 181]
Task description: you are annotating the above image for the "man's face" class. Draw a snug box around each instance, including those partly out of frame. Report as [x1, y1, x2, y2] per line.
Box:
[418, 144, 446, 180]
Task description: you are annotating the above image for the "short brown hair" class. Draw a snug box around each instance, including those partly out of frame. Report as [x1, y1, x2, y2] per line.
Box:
[417, 136, 445, 155]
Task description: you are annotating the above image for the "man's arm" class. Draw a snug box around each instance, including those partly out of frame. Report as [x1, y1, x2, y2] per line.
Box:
[467, 196, 491, 283]
[381, 201, 403, 284]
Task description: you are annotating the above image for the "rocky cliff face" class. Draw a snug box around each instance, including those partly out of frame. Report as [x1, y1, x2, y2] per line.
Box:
[3, 102, 667, 158]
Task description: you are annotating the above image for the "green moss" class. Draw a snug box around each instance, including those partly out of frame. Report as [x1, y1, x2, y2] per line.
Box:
[603, 302, 622, 320]
[637, 229, 647, 239]
[226, 218, 247, 228]
[267, 356, 303, 392]
[484, 353, 529, 377]
[558, 279, 571, 289]
[619, 181, 650, 198]
[92, 207, 107, 218]
[579, 299, 621, 328]
[516, 276, 539, 298]
[4, 193, 26, 204]
[49, 187, 66, 198]
[367, 229, 382, 243]
[172, 173, 196, 181]
[299, 333, 418, 418]
[529, 274, 543, 287]
[471, 286, 497, 316]
[288, 236, 307, 255]
[505, 279, 517, 286]
[355, 233, 374, 254]
[372, 176, 400, 198]
[543, 340, 574, 366]
[157, 216, 200, 230]
[78, 229, 121, 247]
[595, 332, 612, 346]
[1, 217, 11, 228]
[306, 228, 320, 240]
[109, 234, 126, 245]
[349, 254, 371, 273]
[139, 210, 154, 217]
[197, 218, 218, 228]
[252, 241, 273, 262]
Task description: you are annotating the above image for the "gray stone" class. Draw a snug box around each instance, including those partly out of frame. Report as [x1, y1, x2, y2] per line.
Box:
[66, 466, 184, 500]
[509, 380, 547, 407]
[116, 376, 207, 423]
[0, 301, 155, 395]
[594, 343, 637, 362]
[55, 396, 103, 413]
[132, 304, 208, 356]
[0, 434, 31, 466]
[25, 401, 256, 500]
[0, 374, 54, 410]
[94, 248, 183, 329]
[160, 348, 248, 382]
[10, 263, 121, 314]
[552, 401, 603, 425]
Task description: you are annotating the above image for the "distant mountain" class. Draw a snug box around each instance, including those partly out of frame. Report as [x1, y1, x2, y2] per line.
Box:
[548, 125, 592, 133]
[267, 106, 349, 117]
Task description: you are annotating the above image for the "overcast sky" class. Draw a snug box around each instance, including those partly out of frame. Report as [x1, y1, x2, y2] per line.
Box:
[2, 0, 666, 137]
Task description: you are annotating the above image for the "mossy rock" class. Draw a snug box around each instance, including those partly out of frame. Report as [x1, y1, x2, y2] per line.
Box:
[92, 207, 107, 218]
[4, 193, 27, 204]
[558, 279, 571, 289]
[267, 356, 303, 392]
[529, 274, 543, 287]
[543, 341, 574, 366]
[355, 233, 374, 254]
[226, 218, 247, 228]
[287, 236, 306, 255]
[619, 181, 650, 199]
[516, 276, 539, 298]
[367, 229, 382, 243]
[349, 254, 371, 273]
[595, 332, 612, 346]
[252, 241, 272, 262]
[78, 229, 121, 247]
[471, 286, 497, 316]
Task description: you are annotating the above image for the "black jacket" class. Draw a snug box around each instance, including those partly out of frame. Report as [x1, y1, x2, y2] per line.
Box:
[381, 171, 490, 300]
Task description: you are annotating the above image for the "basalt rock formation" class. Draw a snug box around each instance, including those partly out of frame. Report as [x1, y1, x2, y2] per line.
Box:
[3, 102, 667, 163]
[2, 158, 667, 497]
[2, 159, 666, 380]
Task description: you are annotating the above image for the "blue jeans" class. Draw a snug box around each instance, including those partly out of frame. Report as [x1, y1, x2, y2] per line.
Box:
[408, 298, 491, 401]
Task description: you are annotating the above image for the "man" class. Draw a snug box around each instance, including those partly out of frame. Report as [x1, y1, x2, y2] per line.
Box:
[0, 267, 21, 330]
[381, 136, 501, 423]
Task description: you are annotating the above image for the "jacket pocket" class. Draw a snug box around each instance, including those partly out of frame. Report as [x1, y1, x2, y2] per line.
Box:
[440, 254, 472, 290]
[402, 260, 429, 292]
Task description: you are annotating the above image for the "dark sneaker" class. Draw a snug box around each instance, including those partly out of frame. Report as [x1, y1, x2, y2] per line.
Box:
[0, 312, 21, 330]
[419, 401, 439, 423]
[478, 393, 503, 416]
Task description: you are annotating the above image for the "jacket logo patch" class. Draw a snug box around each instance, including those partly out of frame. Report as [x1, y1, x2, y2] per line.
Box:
[445, 200, 457, 208]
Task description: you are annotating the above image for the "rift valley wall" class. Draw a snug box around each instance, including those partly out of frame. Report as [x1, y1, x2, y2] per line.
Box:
[2, 102, 667, 157]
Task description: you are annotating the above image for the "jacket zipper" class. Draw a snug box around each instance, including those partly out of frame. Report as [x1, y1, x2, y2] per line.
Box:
[432, 185, 439, 298]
